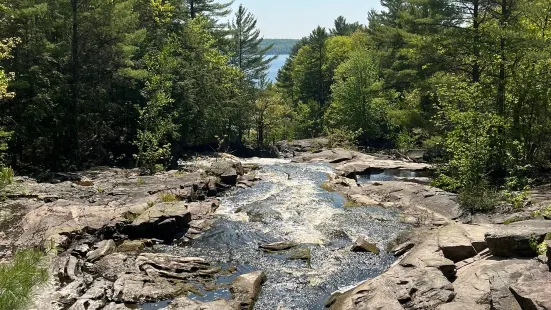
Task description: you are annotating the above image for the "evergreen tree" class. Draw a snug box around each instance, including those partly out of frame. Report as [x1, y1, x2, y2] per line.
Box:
[229, 4, 276, 81]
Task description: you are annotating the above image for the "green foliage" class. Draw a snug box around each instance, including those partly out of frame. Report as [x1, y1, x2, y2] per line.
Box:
[458, 183, 501, 213]
[529, 234, 548, 256]
[159, 192, 178, 203]
[325, 128, 357, 149]
[504, 187, 531, 210]
[0, 167, 13, 189]
[0, 249, 48, 310]
[259, 39, 299, 55]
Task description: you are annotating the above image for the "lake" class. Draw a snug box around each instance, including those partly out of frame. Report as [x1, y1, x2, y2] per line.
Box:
[266, 54, 289, 82]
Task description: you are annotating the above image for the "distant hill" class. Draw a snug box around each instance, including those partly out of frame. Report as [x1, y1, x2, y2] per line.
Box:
[260, 39, 299, 55]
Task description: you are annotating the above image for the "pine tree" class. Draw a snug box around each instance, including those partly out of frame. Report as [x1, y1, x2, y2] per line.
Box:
[229, 4, 276, 81]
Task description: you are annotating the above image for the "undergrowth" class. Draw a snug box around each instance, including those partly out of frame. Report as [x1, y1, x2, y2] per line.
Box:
[0, 249, 48, 310]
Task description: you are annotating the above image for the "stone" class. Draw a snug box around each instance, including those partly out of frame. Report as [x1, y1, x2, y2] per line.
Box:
[547, 240, 551, 270]
[81, 278, 112, 300]
[68, 300, 105, 310]
[127, 202, 191, 242]
[72, 244, 90, 256]
[485, 220, 551, 257]
[112, 274, 184, 303]
[391, 241, 415, 256]
[103, 303, 134, 310]
[161, 297, 239, 310]
[95, 253, 135, 281]
[230, 271, 266, 309]
[351, 236, 380, 254]
[135, 253, 219, 280]
[436, 302, 488, 310]
[86, 240, 116, 262]
[53, 255, 82, 283]
[221, 168, 238, 185]
[116, 239, 151, 253]
[58, 279, 87, 305]
[259, 241, 298, 251]
[509, 269, 551, 309]
[460, 223, 493, 253]
[438, 224, 477, 262]
[293, 148, 356, 164]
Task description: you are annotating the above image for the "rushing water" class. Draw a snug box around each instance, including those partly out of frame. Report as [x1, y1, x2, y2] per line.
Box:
[152, 159, 407, 309]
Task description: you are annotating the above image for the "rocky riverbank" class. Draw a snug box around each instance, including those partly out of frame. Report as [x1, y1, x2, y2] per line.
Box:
[290, 147, 551, 310]
[2, 144, 551, 309]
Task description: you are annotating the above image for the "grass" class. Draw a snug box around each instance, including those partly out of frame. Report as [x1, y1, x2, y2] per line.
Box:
[160, 192, 178, 203]
[0, 249, 48, 310]
[458, 185, 501, 213]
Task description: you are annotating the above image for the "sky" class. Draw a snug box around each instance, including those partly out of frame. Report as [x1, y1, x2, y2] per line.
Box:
[229, 0, 382, 39]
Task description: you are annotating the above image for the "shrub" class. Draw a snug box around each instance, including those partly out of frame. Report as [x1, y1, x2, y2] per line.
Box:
[0, 249, 48, 310]
[159, 192, 177, 202]
[0, 167, 13, 189]
[458, 183, 501, 213]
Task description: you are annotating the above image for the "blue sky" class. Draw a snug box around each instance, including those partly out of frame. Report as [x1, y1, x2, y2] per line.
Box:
[229, 0, 382, 39]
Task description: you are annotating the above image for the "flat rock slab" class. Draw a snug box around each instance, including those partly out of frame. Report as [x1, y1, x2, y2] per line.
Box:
[485, 220, 551, 257]
[292, 148, 356, 164]
[161, 297, 239, 310]
[438, 225, 477, 262]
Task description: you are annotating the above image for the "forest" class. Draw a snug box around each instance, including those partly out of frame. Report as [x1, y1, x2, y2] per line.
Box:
[1, 0, 551, 210]
[259, 39, 299, 55]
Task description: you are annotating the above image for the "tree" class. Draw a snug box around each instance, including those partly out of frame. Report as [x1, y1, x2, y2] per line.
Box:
[229, 4, 276, 81]
[331, 16, 362, 36]
[325, 50, 389, 145]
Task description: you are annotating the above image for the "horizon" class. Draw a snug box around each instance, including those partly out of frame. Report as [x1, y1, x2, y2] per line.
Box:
[229, 0, 382, 39]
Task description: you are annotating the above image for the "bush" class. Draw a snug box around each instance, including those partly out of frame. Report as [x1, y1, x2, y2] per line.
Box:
[0, 167, 13, 189]
[458, 183, 501, 213]
[0, 249, 48, 310]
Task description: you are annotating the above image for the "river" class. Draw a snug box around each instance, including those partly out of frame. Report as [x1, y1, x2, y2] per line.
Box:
[149, 158, 407, 309]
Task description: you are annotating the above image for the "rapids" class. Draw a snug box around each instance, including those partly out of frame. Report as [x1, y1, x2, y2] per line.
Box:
[150, 159, 408, 309]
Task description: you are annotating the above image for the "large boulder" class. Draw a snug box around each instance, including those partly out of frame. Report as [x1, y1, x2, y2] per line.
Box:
[230, 271, 266, 309]
[330, 235, 455, 310]
[485, 220, 551, 257]
[350, 236, 380, 254]
[126, 202, 191, 242]
[292, 148, 356, 164]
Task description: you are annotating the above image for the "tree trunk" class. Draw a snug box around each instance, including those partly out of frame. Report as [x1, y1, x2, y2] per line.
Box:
[70, 0, 80, 162]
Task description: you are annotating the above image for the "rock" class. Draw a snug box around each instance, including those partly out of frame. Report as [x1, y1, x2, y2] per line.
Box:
[112, 274, 184, 303]
[230, 271, 266, 309]
[485, 220, 551, 257]
[162, 297, 239, 310]
[81, 278, 113, 300]
[86, 240, 116, 262]
[400, 235, 456, 280]
[95, 253, 135, 281]
[135, 253, 219, 280]
[68, 299, 105, 310]
[547, 240, 551, 270]
[275, 138, 329, 155]
[53, 254, 82, 283]
[351, 236, 380, 254]
[438, 224, 477, 262]
[460, 223, 493, 253]
[127, 202, 191, 242]
[72, 244, 90, 256]
[102, 303, 129, 310]
[58, 279, 87, 305]
[288, 247, 311, 261]
[221, 168, 238, 185]
[509, 272, 551, 310]
[436, 302, 488, 310]
[391, 241, 415, 256]
[116, 239, 151, 253]
[259, 241, 298, 251]
[293, 148, 356, 164]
